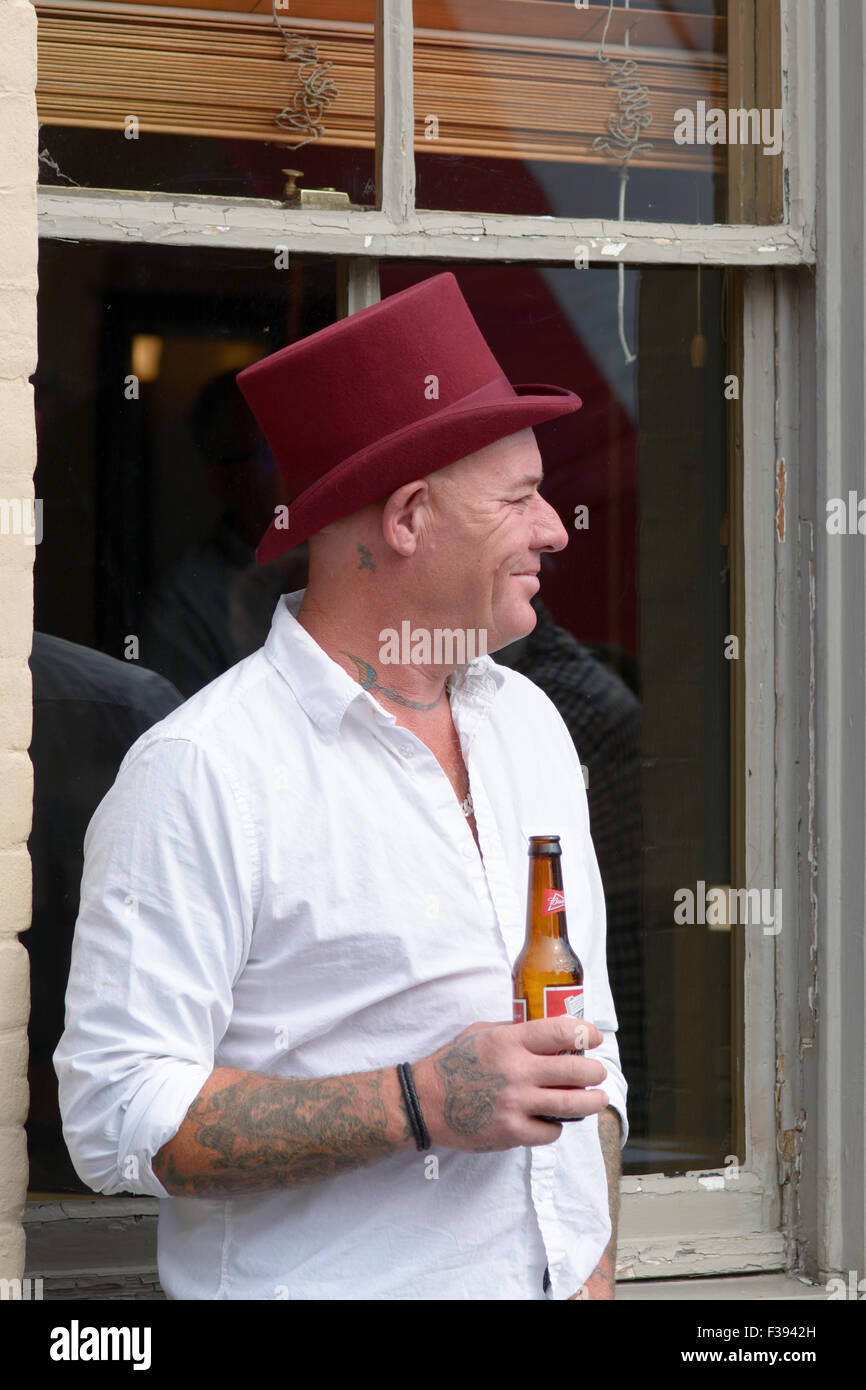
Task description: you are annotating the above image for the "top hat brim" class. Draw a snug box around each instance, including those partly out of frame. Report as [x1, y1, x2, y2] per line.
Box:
[256, 382, 582, 563]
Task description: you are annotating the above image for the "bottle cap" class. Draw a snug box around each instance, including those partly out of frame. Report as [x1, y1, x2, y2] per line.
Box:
[528, 835, 561, 857]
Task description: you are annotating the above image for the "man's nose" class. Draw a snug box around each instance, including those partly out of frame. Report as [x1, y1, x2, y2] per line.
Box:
[534, 496, 569, 553]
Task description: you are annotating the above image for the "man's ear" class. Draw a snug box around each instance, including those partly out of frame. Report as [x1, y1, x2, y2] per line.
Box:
[381, 479, 430, 556]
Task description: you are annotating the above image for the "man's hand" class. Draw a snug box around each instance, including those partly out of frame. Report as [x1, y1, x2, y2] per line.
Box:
[569, 1252, 615, 1300]
[413, 1017, 609, 1153]
[152, 1018, 609, 1197]
[568, 1105, 622, 1301]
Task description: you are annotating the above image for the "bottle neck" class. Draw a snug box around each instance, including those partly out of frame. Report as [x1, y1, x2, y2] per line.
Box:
[525, 853, 569, 943]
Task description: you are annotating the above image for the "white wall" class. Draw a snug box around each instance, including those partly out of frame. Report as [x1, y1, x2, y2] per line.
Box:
[0, 0, 38, 1283]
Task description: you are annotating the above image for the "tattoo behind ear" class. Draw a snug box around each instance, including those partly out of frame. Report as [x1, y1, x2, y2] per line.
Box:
[357, 544, 376, 573]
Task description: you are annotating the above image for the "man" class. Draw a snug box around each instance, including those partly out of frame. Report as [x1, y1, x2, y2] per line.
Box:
[55, 272, 628, 1300]
[27, 634, 183, 1192]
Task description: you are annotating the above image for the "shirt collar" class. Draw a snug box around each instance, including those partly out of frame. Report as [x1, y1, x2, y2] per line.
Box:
[263, 589, 506, 737]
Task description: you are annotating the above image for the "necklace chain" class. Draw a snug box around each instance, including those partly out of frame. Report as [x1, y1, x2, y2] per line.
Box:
[449, 715, 473, 817]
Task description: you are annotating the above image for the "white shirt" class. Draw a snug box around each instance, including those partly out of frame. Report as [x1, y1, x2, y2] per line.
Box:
[55, 589, 629, 1301]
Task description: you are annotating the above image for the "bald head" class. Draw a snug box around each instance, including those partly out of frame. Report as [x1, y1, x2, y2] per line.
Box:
[300, 428, 568, 660]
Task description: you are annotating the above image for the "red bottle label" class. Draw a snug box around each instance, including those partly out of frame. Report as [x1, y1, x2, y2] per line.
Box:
[542, 888, 566, 915]
[513, 998, 527, 1023]
[542, 984, 584, 1020]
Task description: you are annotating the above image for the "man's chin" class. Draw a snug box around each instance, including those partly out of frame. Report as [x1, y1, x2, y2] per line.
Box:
[487, 604, 539, 656]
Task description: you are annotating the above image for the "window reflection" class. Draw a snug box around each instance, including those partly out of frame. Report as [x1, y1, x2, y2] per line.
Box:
[381, 261, 732, 1172]
[28, 248, 337, 1189]
[139, 371, 306, 698]
[36, 2, 376, 204]
[30, 248, 733, 1185]
[27, 634, 183, 1192]
[413, 0, 780, 224]
[496, 598, 646, 1138]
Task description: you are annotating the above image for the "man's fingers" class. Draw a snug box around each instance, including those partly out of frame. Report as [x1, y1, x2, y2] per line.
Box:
[532, 1053, 607, 1089]
[528, 1086, 610, 1120]
[523, 1117, 564, 1146]
[517, 1016, 603, 1054]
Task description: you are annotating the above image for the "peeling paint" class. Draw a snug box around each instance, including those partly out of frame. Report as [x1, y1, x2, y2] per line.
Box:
[776, 458, 786, 541]
[617, 1232, 787, 1280]
[35, 190, 817, 264]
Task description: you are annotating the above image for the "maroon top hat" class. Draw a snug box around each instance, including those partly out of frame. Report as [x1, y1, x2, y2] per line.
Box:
[237, 271, 582, 564]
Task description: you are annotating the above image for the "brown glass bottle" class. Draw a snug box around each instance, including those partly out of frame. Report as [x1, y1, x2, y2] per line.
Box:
[512, 834, 585, 1123]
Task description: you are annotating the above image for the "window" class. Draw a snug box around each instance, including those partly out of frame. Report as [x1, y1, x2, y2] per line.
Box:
[32, 0, 811, 1282]
[415, 0, 733, 221]
[36, 1, 377, 201]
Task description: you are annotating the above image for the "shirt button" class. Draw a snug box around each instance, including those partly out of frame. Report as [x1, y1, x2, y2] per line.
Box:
[399, 744, 414, 758]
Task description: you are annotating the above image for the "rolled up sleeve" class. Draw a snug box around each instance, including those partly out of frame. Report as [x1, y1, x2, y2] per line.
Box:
[54, 734, 255, 1198]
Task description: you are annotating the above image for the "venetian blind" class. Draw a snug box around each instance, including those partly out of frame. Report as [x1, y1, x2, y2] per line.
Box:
[35, 0, 729, 171]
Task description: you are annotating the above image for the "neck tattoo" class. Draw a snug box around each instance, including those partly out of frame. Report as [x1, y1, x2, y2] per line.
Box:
[339, 651, 445, 713]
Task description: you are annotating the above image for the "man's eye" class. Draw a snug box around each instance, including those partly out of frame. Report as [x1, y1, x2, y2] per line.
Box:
[512, 494, 533, 505]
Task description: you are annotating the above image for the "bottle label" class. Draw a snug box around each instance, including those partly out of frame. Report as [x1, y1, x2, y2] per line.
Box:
[542, 888, 566, 915]
[542, 985, 584, 1020]
[513, 998, 527, 1023]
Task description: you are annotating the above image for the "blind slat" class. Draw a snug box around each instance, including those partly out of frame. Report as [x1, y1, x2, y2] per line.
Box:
[35, 6, 727, 170]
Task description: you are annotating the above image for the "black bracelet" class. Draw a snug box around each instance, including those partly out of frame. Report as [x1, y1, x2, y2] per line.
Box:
[396, 1062, 431, 1152]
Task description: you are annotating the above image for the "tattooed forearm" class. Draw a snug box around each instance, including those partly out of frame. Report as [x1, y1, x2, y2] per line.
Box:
[152, 1066, 414, 1198]
[591, 1106, 622, 1294]
[435, 1035, 507, 1137]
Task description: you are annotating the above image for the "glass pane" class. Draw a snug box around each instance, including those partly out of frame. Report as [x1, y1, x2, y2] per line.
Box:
[31, 248, 735, 1185]
[36, 1, 376, 204]
[377, 260, 734, 1173]
[28, 245, 337, 1191]
[413, 0, 782, 224]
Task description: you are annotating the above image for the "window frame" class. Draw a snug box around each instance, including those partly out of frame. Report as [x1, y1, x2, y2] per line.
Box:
[31, 0, 816, 1282]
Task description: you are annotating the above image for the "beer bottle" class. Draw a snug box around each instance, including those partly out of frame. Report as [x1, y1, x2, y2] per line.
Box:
[512, 834, 585, 1123]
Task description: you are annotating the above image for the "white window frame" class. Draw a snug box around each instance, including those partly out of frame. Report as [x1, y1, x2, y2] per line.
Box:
[33, 0, 816, 1282]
